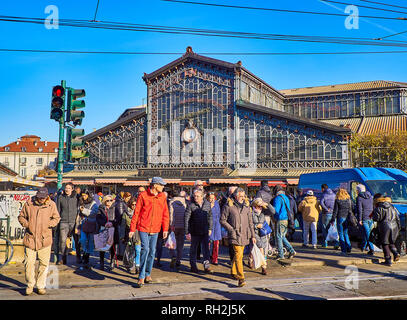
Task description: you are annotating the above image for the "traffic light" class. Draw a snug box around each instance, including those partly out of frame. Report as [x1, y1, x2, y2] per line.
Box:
[50, 85, 65, 121]
[66, 127, 89, 162]
[66, 88, 85, 126]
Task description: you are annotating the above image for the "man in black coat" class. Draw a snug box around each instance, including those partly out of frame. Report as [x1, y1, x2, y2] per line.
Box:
[56, 182, 79, 265]
[185, 190, 213, 273]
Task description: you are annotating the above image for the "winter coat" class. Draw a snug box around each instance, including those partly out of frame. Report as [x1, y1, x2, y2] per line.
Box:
[96, 204, 121, 245]
[121, 207, 140, 244]
[75, 200, 99, 234]
[56, 191, 79, 225]
[273, 192, 291, 222]
[18, 196, 61, 251]
[356, 191, 374, 222]
[372, 197, 401, 245]
[287, 194, 298, 219]
[256, 186, 273, 205]
[298, 196, 322, 223]
[331, 198, 353, 223]
[320, 188, 336, 215]
[209, 200, 222, 241]
[185, 199, 213, 236]
[169, 197, 187, 229]
[130, 188, 169, 234]
[114, 195, 128, 221]
[220, 197, 255, 246]
[252, 209, 268, 250]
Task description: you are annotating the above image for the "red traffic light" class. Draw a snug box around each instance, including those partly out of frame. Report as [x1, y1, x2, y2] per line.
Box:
[52, 85, 65, 98]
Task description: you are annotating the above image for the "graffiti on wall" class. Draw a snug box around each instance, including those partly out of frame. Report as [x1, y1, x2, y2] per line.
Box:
[0, 191, 36, 243]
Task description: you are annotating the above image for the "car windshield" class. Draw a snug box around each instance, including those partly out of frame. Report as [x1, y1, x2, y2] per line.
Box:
[366, 180, 407, 203]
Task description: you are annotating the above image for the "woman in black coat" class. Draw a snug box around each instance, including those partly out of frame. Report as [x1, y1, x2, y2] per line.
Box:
[372, 194, 401, 266]
[330, 188, 353, 254]
[96, 195, 122, 270]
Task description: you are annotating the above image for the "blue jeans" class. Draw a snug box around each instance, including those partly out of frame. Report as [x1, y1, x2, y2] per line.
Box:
[321, 213, 339, 247]
[361, 219, 374, 252]
[275, 220, 294, 259]
[134, 244, 141, 267]
[80, 230, 94, 254]
[139, 232, 159, 280]
[336, 217, 351, 253]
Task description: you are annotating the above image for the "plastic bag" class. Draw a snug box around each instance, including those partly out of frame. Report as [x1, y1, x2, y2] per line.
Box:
[123, 239, 136, 269]
[251, 243, 266, 270]
[326, 224, 339, 242]
[165, 231, 177, 250]
[94, 227, 115, 252]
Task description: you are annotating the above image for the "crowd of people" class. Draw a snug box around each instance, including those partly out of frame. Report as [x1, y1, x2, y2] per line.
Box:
[17, 178, 403, 295]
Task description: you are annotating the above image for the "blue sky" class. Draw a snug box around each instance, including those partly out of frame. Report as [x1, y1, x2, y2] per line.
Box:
[1, 0, 407, 146]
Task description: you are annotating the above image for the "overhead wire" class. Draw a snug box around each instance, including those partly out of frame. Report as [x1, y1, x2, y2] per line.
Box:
[320, 0, 407, 15]
[359, 0, 407, 10]
[2, 15, 407, 47]
[160, 0, 407, 20]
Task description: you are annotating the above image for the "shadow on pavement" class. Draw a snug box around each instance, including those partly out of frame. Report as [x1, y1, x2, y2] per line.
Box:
[200, 287, 279, 300]
[0, 274, 26, 296]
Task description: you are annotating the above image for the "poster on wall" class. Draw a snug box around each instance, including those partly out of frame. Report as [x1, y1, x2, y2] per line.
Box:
[0, 191, 36, 244]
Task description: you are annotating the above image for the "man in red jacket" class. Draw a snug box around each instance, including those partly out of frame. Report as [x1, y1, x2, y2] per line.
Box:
[129, 177, 169, 288]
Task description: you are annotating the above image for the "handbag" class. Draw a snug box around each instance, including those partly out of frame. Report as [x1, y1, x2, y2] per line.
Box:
[82, 218, 97, 234]
[259, 221, 272, 237]
[346, 200, 358, 227]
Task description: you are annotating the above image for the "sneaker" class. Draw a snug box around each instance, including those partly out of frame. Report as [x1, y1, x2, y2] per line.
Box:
[145, 277, 153, 283]
[312, 245, 318, 249]
[288, 251, 296, 259]
[238, 279, 246, 287]
[170, 257, 176, 269]
[204, 267, 214, 274]
[135, 281, 144, 288]
[37, 288, 46, 295]
[394, 254, 401, 262]
[261, 267, 267, 275]
[367, 250, 374, 256]
[231, 273, 239, 280]
[302, 244, 309, 248]
[334, 245, 340, 250]
[25, 287, 33, 296]
[190, 266, 200, 273]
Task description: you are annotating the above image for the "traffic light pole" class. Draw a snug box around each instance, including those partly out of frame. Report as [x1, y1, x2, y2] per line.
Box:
[56, 80, 66, 191]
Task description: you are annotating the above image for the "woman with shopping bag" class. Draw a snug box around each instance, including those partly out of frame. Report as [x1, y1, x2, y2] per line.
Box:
[250, 198, 269, 275]
[96, 195, 121, 271]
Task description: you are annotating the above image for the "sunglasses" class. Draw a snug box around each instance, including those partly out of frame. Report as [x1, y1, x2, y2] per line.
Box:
[106, 200, 113, 202]
[131, 203, 137, 206]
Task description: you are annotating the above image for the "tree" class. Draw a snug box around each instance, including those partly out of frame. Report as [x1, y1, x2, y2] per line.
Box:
[350, 132, 407, 169]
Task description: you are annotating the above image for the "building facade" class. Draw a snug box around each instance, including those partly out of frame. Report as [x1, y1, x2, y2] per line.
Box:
[0, 135, 58, 180]
[56, 47, 355, 190]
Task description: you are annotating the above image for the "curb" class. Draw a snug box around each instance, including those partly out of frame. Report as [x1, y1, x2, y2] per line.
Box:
[278, 256, 407, 267]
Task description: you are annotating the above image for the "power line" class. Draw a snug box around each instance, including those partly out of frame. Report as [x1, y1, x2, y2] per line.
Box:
[161, 0, 407, 20]
[92, 0, 100, 22]
[321, 0, 407, 15]
[375, 30, 407, 40]
[359, 0, 407, 10]
[0, 48, 407, 55]
[2, 15, 407, 47]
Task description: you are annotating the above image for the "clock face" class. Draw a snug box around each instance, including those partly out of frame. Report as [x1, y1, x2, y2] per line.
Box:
[182, 128, 198, 143]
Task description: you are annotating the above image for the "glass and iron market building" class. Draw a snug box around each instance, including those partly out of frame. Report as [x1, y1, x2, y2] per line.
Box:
[48, 47, 407, 193]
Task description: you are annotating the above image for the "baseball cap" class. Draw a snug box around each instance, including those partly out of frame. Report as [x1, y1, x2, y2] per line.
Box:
[36, 187, 49, 199]
[151, 177, 167, 186]
[306, 190, 314, 196]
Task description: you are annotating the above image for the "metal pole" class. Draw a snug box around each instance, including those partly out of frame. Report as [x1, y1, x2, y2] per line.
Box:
[57, 80, 66, 191]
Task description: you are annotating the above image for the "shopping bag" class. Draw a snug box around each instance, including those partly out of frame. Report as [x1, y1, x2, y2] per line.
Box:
[326, 224, 339, 242]
[123, 239, 136, 269]
[165, 231, 177, 250]
[251, 243, 266, 270]
[259, 221, 272, 237]
[94, 227, 115, 252]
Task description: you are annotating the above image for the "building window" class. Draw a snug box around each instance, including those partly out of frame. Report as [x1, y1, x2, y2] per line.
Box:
[3, 157, 9, 166]
[21, 147, 26, 152]
[20, 157, 26, 166]
[36, 158, 43, 165]
[54, 148, 58, 152]
[20, 168, 26, 177]
[5, 147, 10, 151]
[39, 148, 43, 152]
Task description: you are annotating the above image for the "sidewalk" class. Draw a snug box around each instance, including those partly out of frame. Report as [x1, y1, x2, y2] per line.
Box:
[1, 239, 405, 277]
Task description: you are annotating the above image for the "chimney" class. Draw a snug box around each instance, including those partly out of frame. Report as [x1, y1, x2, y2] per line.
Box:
[16, 138, 21, 145]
